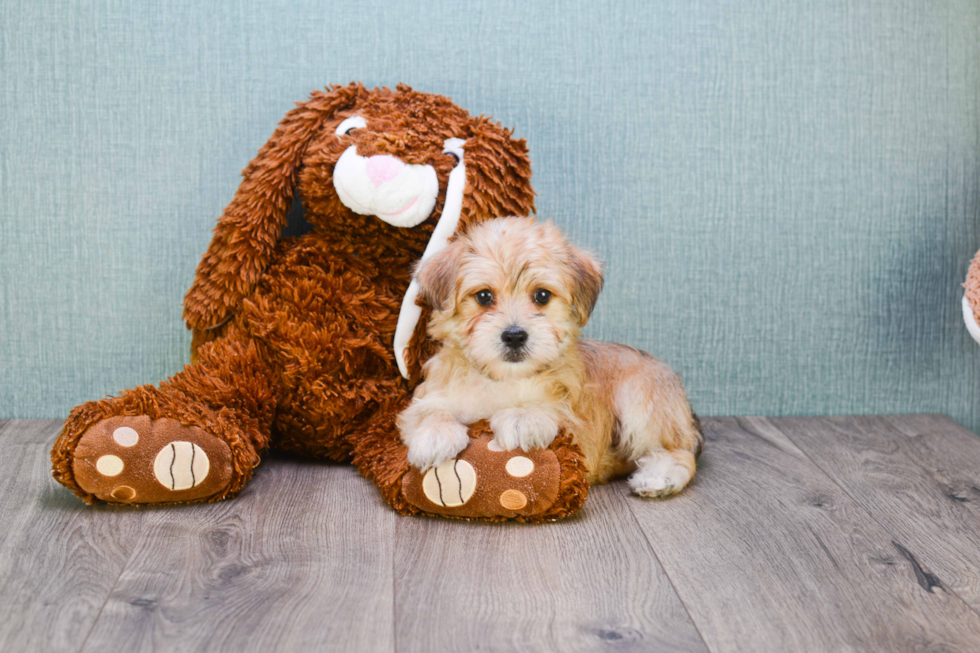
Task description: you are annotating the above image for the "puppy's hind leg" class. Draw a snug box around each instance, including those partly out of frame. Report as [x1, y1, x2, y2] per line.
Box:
[628, 449, 697, 498]
[613, 362, 702, 498]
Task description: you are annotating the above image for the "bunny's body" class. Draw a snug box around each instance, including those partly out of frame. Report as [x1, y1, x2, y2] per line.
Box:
[50, 84, 589, 521]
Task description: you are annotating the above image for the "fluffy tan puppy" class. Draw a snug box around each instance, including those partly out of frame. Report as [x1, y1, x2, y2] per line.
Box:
[398, 217, 703, 497]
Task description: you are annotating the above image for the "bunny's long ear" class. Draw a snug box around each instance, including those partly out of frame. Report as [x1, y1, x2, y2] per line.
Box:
[455, 117, 536, 233]
[183, 83, 362, 331]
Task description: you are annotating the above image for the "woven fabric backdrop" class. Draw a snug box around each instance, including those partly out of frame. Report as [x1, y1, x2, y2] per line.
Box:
[2, 0, 979, 431]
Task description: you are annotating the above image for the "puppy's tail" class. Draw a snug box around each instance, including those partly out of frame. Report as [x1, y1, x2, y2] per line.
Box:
[691, 413, 705, 460]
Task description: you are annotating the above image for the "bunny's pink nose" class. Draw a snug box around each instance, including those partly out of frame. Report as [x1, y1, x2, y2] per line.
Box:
[365, 155, 405, 187]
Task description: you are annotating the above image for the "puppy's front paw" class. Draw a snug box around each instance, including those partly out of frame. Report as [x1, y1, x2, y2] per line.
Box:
[405, 418, 470, 471]
[490, 408, 559, 452]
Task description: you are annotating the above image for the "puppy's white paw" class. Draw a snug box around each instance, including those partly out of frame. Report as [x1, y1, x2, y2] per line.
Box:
[629, 452, 693, 498]
[405, 418, 470, 471]
[490, 408, 559, 452]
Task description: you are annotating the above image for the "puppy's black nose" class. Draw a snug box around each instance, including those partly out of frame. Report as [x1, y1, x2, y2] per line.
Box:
[501, 326, 528, 349]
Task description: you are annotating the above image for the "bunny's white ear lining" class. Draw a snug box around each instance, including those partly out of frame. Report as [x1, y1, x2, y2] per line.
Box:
[962, 296, 980, 345]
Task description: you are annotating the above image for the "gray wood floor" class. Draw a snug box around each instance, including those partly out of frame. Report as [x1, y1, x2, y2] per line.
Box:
[2, 416, 980, 652]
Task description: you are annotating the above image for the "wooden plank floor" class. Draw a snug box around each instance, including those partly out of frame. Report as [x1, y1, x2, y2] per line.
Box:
[2, 416, 980, 652]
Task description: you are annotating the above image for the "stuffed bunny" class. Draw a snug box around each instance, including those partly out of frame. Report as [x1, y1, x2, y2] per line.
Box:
[50, 83, 588, 521]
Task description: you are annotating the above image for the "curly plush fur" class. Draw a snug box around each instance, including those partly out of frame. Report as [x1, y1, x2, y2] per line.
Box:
[50, 83, 589, 521]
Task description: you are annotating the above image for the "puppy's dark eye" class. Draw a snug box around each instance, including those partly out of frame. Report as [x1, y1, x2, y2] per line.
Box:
[344, 127, 359, 136]
[533, 289, 552, 306]
[475, 289, 494, 306]
[445, 152, 460, 165]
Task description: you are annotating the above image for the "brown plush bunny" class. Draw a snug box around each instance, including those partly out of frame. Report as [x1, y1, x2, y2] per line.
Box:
[50, 83, 588, 521]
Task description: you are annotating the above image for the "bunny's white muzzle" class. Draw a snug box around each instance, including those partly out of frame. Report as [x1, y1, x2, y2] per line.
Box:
[333, 148, 439, 228]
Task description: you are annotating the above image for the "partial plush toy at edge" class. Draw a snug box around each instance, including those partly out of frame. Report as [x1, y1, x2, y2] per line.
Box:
[964, 251, 980, 345]
[51, 83, 589, 522]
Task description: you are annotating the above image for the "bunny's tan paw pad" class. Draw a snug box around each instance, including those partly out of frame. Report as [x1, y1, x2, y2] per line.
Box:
[401, 434, 562, 520]
[71, 416, 233, 505]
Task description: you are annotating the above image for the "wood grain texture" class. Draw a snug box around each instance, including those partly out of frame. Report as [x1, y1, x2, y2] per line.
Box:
[9, 417, 980, 652]
[625, 417, 980, 653]
[763, 414, 980, 612]
[393, 483, 707, 653]
[80, 461, 396, 653]
[0, 418, 68, 444]
[0, 422, 146, 653]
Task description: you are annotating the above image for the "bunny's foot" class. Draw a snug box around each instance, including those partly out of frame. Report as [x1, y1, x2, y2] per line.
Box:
[66, 415, 234, 505]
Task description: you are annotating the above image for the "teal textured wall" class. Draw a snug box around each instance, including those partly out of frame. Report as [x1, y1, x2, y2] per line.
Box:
[2, 1, 979, 430]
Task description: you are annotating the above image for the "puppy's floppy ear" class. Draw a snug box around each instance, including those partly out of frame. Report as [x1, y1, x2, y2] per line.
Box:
[183, 83, 362, 331]
[567, 246, 604, 327]
[413, 238, 467, 311]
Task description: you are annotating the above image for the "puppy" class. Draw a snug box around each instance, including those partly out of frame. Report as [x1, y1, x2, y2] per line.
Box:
[398, 217, 703, 497]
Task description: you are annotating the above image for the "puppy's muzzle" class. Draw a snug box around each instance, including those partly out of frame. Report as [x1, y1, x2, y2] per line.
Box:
[501, 326, 529, 362]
